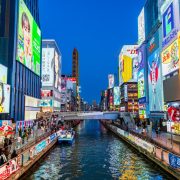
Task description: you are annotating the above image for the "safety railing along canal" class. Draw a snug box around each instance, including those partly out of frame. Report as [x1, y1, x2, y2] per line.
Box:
[0, 130, 61, 180]
[108, 123, 180, 175]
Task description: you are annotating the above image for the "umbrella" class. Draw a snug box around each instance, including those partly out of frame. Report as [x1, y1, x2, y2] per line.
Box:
[0, 125, 13, 131]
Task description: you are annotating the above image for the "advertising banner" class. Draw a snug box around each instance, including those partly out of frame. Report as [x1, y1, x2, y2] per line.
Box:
[54, 51, 61, 90]
[147, 30, 159, 57]
[169, 153, 180, 169]
[167, 121, 180, 135]
[119, 45, 138, 85]
[0, 84, 10, 114]
[138, 44, 147, 105]
[41, 90, 53, 98]
[0, 120, 12, 127]
[138, 8, 145, 45]
[124, 85, 128, 102]
[108, 74, 114, 89]
[38, 99, 53, 107]
[16, 120, 33, 133]
[148, 49, 164, 111]
[0, 156, 21, 180]
[50, 133, 56, 142]
[135, 137, 154, 153]
[17, 0, 41, 76]
[0, 64, 7, 84]
[138, 69, 145, 99]
[161, 38, 179, 76]
[61, 77, 67, 91]
[25, 95, 39, 107]
[161, 0, 180, 49]
[121, 55, 132, 83]
[113, 87, 120, 106]
[42, 48, 55, 86]
[35, 140, 46, 154]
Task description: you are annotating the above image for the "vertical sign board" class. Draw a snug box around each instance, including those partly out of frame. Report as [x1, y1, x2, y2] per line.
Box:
[42, 48, 55, 86]
[119, 45, 138, 86]
[161, 0, 180, 49]
[113, 87, 120, 106]
[147, 30, 164, 112]
[108, 74, 114, 89]
[138, 8, 145, 45]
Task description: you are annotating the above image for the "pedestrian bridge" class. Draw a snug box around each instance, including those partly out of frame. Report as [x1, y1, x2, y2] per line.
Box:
[59, 111, 119, 121]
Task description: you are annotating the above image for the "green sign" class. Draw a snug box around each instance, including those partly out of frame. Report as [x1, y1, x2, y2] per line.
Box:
[17, 0, 41, 76]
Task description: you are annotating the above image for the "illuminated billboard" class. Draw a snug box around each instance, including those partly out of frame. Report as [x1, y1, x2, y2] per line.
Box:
[163, 2, 174, 38]
[148, 49, 164, 111]
[61, 77, 67, 91]
[138, 8, 145, 45]
[42, 48, 54, 86]
[121, 55, 132, 83]
[0, 64, 7, 84]
[113, 87, 120, 106]
[38, 99, 53, 107]
[119, 45, 138, 85]
[0, 84, 10, 113]
[138, 69, 145, 99]
[161, 38, 179, 76]
[161, 0, 180, 48]
[17, 0, 41, 76]
[108, 74, 114, 88]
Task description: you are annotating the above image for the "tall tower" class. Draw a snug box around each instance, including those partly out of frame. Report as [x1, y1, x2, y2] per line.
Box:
[72, 48, 79, 87]
[72, 48, 80, 110]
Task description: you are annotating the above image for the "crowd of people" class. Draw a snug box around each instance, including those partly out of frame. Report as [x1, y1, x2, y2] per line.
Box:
[0, 115, 62, 167]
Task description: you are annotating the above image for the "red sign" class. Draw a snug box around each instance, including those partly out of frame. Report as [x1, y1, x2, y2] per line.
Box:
[127, 49, 138, 54]
[41, 90, 53, 97]
[67, 77, 76, 83]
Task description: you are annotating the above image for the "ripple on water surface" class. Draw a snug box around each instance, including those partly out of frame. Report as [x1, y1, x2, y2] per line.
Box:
[26, 120, 174, 180]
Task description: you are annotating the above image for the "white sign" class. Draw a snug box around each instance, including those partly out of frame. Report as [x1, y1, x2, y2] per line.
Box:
[108, 74, 114, 88]
[25, 95, 39, 107]
[0, 84, 10, 113]
[0, 64, 7, 84]
[42, 48, 54, 86]
[138, 8, 145, 45]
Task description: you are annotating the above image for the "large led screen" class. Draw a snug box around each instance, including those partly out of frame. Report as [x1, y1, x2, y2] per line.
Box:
[17, 0, 41, 76]
[113, 87, 120, 106]
[148, 49, 163, 111]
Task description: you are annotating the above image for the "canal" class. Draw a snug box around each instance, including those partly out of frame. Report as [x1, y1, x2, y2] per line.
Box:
[25, 120, 173, 180]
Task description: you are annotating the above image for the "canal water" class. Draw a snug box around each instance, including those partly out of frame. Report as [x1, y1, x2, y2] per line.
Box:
[26, 120, 173, 180]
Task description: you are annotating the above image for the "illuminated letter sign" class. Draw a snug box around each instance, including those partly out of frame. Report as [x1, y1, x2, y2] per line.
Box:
[163, 3, 174, 38]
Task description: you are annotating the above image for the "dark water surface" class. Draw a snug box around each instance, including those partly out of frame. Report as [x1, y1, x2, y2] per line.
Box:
[25, 120, 174, 180]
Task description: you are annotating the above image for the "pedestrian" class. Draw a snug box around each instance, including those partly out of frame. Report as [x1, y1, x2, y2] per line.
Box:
[0, 149, 7, 166]
[155, 127, 159, 137]
[11, 149, 17, 159]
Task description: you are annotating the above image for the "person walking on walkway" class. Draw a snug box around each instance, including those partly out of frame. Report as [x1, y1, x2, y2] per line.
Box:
[0, 149, 7, 166]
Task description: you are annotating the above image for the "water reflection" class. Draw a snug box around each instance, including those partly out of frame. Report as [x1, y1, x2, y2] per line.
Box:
[26, 120, 173, 180]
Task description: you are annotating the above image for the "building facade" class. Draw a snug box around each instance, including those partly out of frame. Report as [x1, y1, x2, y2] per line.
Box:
[0, 0, 41, 121]
[41, 39, 61, 112]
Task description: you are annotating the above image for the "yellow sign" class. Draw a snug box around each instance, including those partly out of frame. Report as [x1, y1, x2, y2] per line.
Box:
[161, 37, 179, 76]
[122, 55, 132, 82]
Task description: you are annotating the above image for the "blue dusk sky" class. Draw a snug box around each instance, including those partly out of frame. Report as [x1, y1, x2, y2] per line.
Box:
[39, 0, 145, 104]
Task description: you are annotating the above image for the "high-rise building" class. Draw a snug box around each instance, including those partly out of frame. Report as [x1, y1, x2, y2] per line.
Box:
[0, 0, 41, 121]
[72, 48, 79, 87]
[72, 48, 81, 110]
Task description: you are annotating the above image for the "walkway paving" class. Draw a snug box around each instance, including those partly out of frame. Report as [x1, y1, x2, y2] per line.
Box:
[132, 128, 180, 155]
